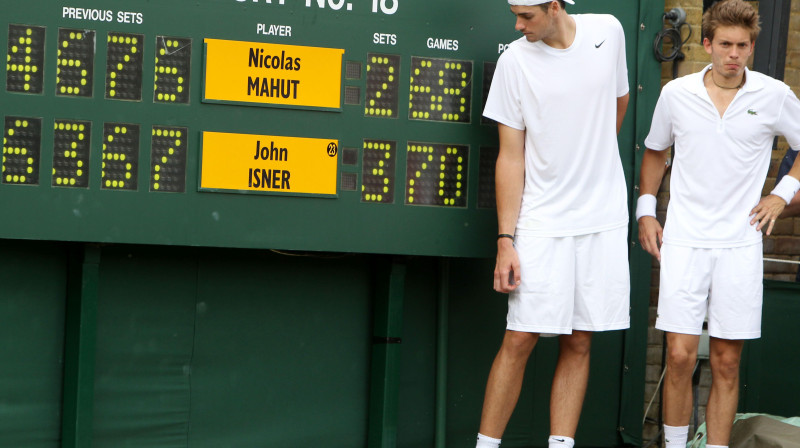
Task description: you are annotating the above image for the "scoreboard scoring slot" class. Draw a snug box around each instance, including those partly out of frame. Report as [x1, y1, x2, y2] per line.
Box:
[365, 53, 400, 118]
[409, 57, 472, 124]
[6, 25, 45, 94]
[3, 116, 41, 185]
[57, 28, 94, 97]
[405, 142, 468, 207]
[105, 32, 144, 101]
[361, 139, 396, 203]
[53, 119, 91, 188]
[102, 123, 139, 190]
[154, 36, 191, 104]
[150, 126, 188, 192]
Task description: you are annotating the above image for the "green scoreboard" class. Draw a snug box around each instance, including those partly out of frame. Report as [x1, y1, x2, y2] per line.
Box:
[0, 0, 639, 258]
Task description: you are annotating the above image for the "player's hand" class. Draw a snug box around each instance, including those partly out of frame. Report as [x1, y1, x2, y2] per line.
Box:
[494, 239, 521, 293]
[750, 195, 787, 236]
[638, 216, 663, 261]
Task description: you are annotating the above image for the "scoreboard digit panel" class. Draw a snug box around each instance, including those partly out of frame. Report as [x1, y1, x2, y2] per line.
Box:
[481, 62, 497, 126]
[409, 57, 472, 124]
[361, 139, 396, 204]
[56, 28, 95, 98]
[154, 36, 191, 104]
[150, 126, 188, 193]
[6, 24, 45, 94]
[477, 146, 498, 209]
[405, 142, 468, 207]
[365, 53, 400, 119]
[105, 32, 144, 101]
[53, 119, 91, 188]
[2, 116, 41, 185]
[101, 123, 139, 191]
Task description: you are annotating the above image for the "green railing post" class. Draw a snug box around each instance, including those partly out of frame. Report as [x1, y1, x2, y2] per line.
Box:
[367, 257, 406, 448]
[435, 258, 450, 448]
[618, 1, 664, 445]
[61, 244, 101, 448]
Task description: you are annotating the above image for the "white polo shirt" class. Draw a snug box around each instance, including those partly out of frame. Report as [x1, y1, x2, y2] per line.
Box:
[645, 65, 800, 248]
[483, 14, 629, 237]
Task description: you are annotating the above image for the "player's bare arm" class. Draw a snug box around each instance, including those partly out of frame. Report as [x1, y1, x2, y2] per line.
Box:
[637, 148, 669, 260]
[751, 153, 800, 234]
[494, 123, 525, 293]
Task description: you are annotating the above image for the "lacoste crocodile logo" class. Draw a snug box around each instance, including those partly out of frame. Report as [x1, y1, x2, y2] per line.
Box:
[748, 109, 758, 115]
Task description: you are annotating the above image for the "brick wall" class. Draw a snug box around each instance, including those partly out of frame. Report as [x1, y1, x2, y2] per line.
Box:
[642, 1, 800, 445]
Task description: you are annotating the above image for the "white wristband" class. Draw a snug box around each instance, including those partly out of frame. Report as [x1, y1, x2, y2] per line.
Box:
[770, 175, 800, 205]
[635, 194, 657, 221]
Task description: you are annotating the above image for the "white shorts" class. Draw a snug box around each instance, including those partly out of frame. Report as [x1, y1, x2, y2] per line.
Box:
[656, 242, 763, 340]
[507, 226, 631, 334]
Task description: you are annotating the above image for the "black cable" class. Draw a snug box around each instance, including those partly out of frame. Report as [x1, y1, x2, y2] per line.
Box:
[653, 18, 693, 63]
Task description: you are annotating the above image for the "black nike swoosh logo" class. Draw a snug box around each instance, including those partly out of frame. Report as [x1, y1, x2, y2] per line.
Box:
[595, 40, 605, 48]
[554, 438, 565, 442]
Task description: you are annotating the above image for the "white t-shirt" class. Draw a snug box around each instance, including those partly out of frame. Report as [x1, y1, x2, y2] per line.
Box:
[645, 66, 800, 248]
[483, 14, 630, 237]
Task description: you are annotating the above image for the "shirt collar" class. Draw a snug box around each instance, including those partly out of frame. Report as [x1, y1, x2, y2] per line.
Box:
[684, 65, 764, 96]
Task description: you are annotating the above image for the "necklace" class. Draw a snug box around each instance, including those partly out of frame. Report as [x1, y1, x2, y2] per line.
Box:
[710, 70, 744, 90]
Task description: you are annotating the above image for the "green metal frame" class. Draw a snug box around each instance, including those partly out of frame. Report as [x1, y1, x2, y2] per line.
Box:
[61, 245, 101, 448]
[368, 257, 406, 447]
[618, 1, 665, 445]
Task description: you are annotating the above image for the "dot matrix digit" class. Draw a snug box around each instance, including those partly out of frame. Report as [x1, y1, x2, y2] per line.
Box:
[364, 53, 400, 118]
[361, 139, 395, 204]
[2, 116, 41, 185]
[408, 57, 472, 124]
[56, 28, 95, 97]
[150, 125, 188, 192]
[101, 123, 139, 190]
[154, 36, 191, 104]
[6, 25, 45, 94]
[105, 32, 144, 101]
[52, 119, 91, 188]
[405, 142, 468, 207]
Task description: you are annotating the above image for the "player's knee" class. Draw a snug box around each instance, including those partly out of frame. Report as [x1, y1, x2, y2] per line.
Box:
[501, 331, 537, 357]
[560, 332, 592, 357]
[666, 345, 697, 374]
[710, 351, 741, 380]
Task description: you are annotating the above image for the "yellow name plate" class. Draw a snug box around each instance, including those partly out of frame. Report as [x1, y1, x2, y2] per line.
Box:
[200, 131, 339, 196]
[203, 39, 344, 110]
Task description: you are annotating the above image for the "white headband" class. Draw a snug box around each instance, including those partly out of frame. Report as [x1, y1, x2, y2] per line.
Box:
[508, 0, 574, 5]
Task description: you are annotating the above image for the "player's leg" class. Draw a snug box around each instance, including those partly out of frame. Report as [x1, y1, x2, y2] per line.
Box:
[704, 243, 763, 447]
[655, 243, 712, 448]
[477, 234, 576, 446]
[662, 332, 700, 428]
[549, 330, 592, 439]
[479, 330, 540, 439]
[705, 337, 744, 446]
[552, 226, 629, 445]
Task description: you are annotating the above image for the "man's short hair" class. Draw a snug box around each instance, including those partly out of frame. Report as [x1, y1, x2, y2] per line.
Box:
[539, 0, 566, 11]
[702, 0, 761, 42]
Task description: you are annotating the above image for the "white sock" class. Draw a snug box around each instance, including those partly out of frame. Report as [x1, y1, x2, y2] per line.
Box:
[476, 433, 501, 448]
[548, 435, 575, 448]
[664, 424, 689, 448]
[706, 445, 728, 448]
